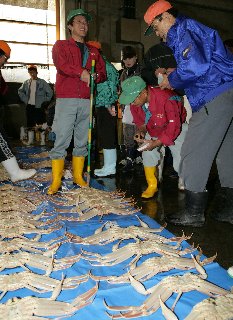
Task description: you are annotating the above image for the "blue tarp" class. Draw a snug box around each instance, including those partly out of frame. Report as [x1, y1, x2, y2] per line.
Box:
[1, 146, 233, 319]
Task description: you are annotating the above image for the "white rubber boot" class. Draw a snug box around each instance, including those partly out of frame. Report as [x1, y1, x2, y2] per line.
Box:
[40, 131, 46, 146]
[94, 149, 116, 177]
[157, 147, 165, 183]
[20, 126, 26, 141]
[94, 148, 111, 175]
[178, 177, 185, 191]
[26, 130, 34, 145]
[2, 157, 36, 182]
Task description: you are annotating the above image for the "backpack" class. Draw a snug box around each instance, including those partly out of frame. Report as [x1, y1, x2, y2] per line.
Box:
[95, 58, 119, 106]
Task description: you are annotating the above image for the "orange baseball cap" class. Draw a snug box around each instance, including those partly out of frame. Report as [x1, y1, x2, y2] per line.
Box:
[0, 40, 11, 58]
[87, 41, 102, 50]
[144, 0, 172, 36]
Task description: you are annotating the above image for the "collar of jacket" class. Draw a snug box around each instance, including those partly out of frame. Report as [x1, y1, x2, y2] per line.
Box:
[126, 63, 140, 77]
[69, 36, 88, 49]
[166, 14, 186, 48]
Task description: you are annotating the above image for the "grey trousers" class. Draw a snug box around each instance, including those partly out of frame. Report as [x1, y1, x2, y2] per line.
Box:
[180, 88, 233, 192]
[142, 123, 188, 172]
[50, 98, 90, 159]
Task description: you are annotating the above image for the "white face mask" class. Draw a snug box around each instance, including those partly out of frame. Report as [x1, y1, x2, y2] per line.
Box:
[157, 73, 164, 84]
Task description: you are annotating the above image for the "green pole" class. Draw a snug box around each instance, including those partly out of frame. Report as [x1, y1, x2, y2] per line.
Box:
[86, 59, 95, 186]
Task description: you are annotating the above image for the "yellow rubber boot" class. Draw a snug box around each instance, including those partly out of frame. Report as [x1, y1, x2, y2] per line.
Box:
[47, 159, 65, 195]
[72, 156, 87, 187]
[141, 166, 158, 198]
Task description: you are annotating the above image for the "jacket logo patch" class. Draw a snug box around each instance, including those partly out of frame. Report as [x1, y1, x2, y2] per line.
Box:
[182, 45, 192, 58]
[156, 113, 164, 118]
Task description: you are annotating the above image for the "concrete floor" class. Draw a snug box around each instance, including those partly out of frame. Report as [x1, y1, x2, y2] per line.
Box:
[94, 156, 233, 270]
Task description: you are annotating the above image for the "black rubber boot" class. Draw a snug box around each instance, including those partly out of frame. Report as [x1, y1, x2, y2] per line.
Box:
[211, 187, 233, 224]
[118, 145, 126, 166]
[121, 148, 135, 173]
[166, 189, 208, 227]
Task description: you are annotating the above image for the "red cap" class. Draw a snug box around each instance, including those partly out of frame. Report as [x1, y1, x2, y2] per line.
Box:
[144, 0, 172, 36]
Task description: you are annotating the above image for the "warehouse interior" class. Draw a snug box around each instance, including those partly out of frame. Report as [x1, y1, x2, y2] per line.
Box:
[1, 0, 233, 319]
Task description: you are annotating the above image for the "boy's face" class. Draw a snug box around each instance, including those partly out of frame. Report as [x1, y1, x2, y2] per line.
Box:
[132, 89, 147, 106]
[28, 69, 38, 80]
[123, 56, 137, 68]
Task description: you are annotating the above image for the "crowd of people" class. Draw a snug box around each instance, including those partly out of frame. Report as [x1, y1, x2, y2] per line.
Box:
[1, 0, 233, 227]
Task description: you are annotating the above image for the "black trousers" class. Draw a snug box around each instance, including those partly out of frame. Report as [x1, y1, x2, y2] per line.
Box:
[26, 104, 44, 127]
[0, 123, 14, 162]
[96, 107, 117, 149]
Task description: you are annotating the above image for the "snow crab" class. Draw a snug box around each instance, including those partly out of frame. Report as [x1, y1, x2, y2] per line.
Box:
[105, 273, 229, 319]
[91, 253, 216, 283]
[82, 239, 196, 267]
[0, 224, 62, 239]
[0, 251, 81, 273]
[66, 222, 187, 246]
[55, 187, 139, 220]
[185, 293, 233, 320]
[0, 283, 98, 319]
[0, 270, 89, 300]
[0, 236, 63, 255]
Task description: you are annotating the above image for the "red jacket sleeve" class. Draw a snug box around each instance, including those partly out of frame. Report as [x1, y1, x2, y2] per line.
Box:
[130, 104, 145, 127]
[157, 98, 185, 146]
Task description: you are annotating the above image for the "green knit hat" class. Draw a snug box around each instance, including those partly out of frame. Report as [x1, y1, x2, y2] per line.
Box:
[119, 76, 146, 105]
[67, 9, 92, 24]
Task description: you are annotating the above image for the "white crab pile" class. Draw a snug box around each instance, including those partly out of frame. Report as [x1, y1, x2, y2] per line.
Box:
[0, 148, 232, 320]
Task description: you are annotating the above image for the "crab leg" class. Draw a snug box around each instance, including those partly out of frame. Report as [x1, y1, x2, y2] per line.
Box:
[77, 208, 100, 221]
[160, 296, 178, 320]
[53, 254, 81, 270]
[106, 287, 173, 319]
[91, 250, 135, 266]
[71, 283, 98, 308]
[50, 273, 65, 300]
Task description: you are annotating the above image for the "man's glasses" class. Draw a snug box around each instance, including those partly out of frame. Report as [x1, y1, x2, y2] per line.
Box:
[151, 15, 163, 32]
[3, 55, 8, 61]
[73, 20, 89, 27]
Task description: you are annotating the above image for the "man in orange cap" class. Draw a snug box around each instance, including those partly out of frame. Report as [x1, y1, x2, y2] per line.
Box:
[144, 0, 172, 37]
[144, 1, 233, 226]
[0, 40, 36, 182]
